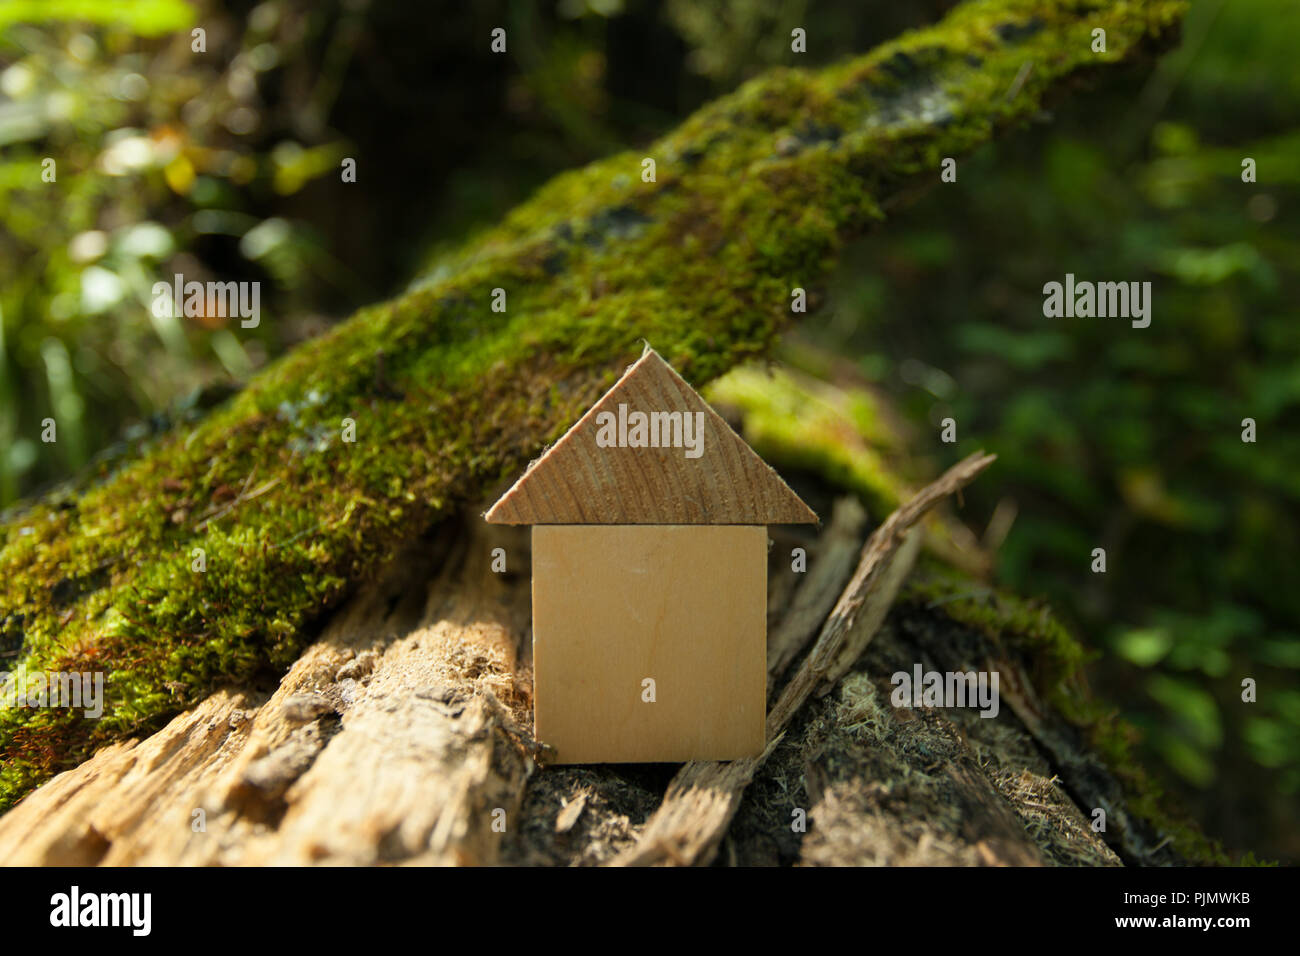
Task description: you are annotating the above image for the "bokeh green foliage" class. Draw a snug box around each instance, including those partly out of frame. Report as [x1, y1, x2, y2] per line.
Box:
[0, 0, 357, 504]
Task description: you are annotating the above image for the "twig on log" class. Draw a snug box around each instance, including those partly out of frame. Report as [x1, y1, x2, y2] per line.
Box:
[615, 451, 996, 867]
[767, 496, 868, 684]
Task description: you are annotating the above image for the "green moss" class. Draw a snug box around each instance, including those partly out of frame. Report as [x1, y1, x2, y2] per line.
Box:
[706, 356, 996, 568]
[706, 364, 910, 519]
[0, 0, 1186, 810]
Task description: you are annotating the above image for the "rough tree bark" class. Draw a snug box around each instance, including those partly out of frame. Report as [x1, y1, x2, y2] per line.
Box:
[0, 0, 1226, 866]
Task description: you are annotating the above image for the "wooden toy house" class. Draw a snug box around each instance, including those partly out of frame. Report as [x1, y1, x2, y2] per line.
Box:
[485, 349, 817, 763]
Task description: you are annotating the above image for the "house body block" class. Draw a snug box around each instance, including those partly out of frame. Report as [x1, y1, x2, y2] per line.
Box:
[532, 524, 767, 763]
[486, 348, 817, 763]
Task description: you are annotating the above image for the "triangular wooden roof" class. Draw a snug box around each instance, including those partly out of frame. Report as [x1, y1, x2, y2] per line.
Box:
[485, 349, 817, 525]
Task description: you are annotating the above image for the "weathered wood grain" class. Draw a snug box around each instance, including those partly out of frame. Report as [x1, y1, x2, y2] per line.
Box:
[485, 350, 818, 525]
[767, 497, 868, 683]
[0, 521, 535, 866]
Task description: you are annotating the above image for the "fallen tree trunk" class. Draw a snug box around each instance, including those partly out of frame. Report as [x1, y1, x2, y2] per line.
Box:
[0, 482, 1108, 866]
[0, 369, 1227, 865]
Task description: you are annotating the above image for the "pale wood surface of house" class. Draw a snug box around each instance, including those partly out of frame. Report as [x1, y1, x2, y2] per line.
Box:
[532, 525, 767, 763]
[485, 350, 817, 525]
[486, 348, 816, 765]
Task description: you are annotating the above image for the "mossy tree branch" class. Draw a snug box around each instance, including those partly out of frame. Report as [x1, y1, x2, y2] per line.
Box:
[0, 0, 1185, 809]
